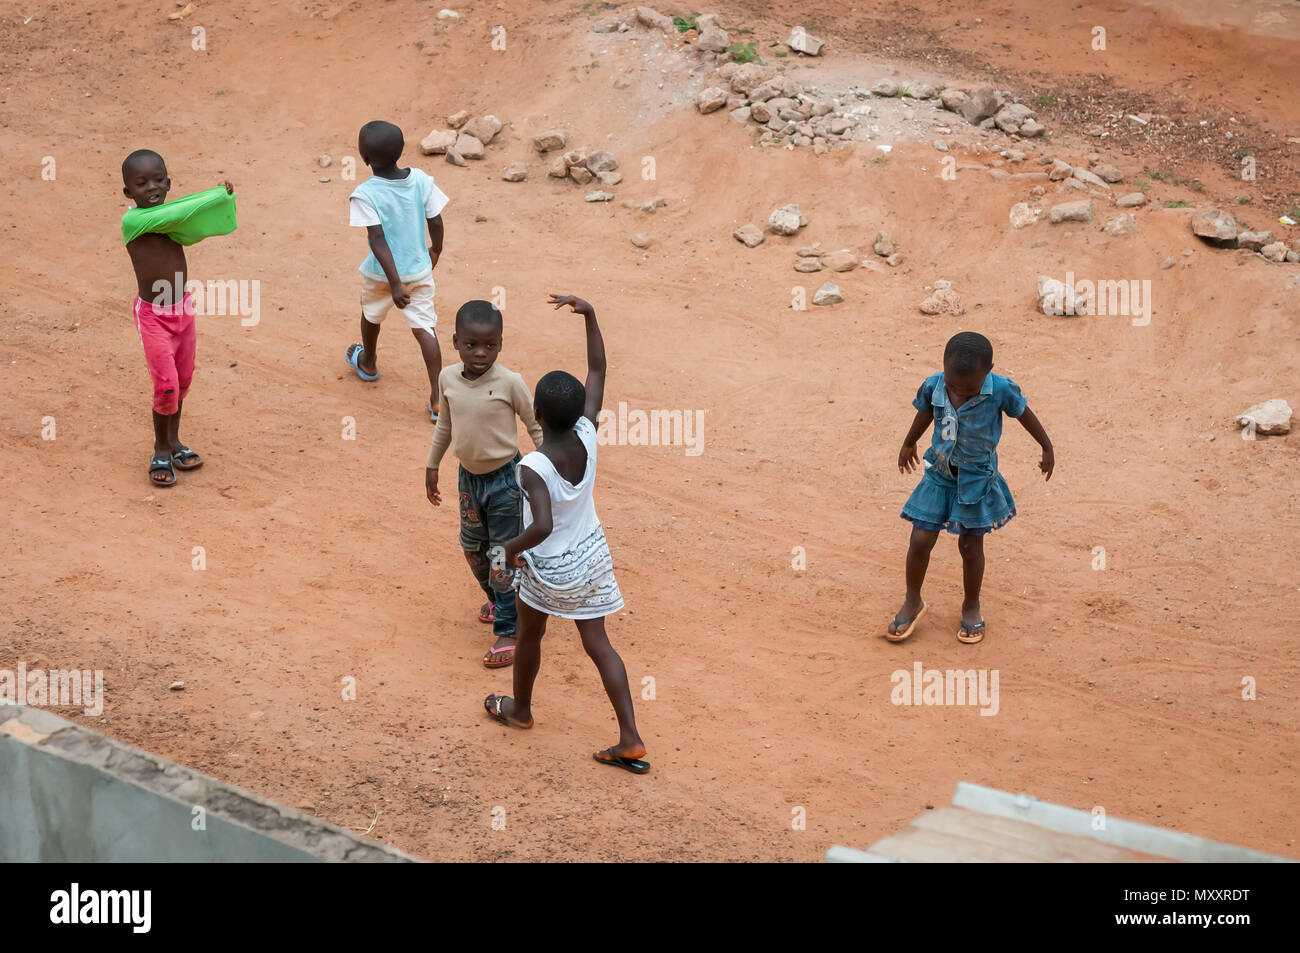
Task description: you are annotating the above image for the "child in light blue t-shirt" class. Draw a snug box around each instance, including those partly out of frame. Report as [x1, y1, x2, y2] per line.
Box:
[344, 120, 449, 421]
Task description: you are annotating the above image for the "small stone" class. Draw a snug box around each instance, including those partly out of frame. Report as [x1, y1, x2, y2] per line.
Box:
[1160, 257, 1175, 269]
[696, 26, 730, 53]
[794, 257, 822, 273]
[420, 129, 458, 155]
[1048, 159, 1073, 181]
[1072, 166, 1111, 189]
[474, 213, 487, 223]
[1190, 208, 1237, 245]
[812, 282, 844, 306]
[729, 106, 752, 123]
[453, 133, 485, 160]
[697, 86, 729, 114]
[1237, 230, 1273, 252]
[170, 681, 185, 691]
[596, 171, 622, 186]
[547, 156, 568, 178]
[932, 139, 949, 153]
[464, 115, 502, 146]
[1031, 185, 1046, 197]
[532, 129, 566, 153]
[1049, 199, 1092, 224]
[318, 177, 330, 183]
[502, 163, 527, 182]
[1115, 192, 1146, 208]
[1260, 241, 1289, 262]
[1104, 213, 1137, 236]
[1236, 399, 1292, 434]
[767, 203, 806, 236]
[1093, 164, 1124, 183]
[631, 234, 650, 248]
[568, 165, 594, 185]
[1019, 120, 1046, 138]
[788, 27, 824, 56]
[318, 154, 332, 168]
[795, 243, 823, 258]
[437, 9, 459, 20]
[445, 150, 467, 167]
[886, 252, 904, 267]
[586, 150, 619, 174]
[822, 250, 858, 272]
[873, 231, 894, 256]
[635, 6, 675, 32]
[871, 79, 898, 97]
[448, 110, 470, 128]
[585, 190, 614, 202]
[733, 224, 765, 247]
[920, 287, 965, 316]
[1009, 202, 1038, 229]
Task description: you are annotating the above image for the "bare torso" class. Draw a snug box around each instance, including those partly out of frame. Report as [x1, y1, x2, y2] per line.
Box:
[125, 232, 187, 303]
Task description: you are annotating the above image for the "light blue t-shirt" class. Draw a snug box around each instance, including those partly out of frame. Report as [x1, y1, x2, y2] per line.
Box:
[349, 168, 449, 283]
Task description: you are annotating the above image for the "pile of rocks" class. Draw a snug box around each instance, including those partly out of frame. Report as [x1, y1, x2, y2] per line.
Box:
[936, 86, 1046, 138]
[1191, 209, 1299, 262]
[420, 112, 504, 166]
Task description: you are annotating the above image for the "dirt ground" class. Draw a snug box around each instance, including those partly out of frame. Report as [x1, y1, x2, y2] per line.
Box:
[1, 0, 1297, 861]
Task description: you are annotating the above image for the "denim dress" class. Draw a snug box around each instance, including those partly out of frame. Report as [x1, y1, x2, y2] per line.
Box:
[901, 372, 1027, 535]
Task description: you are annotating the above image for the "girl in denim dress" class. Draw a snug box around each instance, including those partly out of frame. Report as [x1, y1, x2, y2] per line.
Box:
[888, 332, 1055, 644]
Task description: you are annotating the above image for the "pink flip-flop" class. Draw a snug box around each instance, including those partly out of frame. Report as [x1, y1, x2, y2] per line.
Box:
[482, 642, 515, 668]
[478, 601, 495, 624]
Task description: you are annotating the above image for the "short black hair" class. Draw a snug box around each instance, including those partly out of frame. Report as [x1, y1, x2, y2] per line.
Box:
[943, 331, 993, 375]
[455, 300, 502, 332]
[121, 149, 164, 180]
[358, 121, 404, 166]
[535, 370, 585, 431]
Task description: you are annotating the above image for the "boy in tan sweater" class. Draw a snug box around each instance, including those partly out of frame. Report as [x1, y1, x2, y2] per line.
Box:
[426, 300, 543, 668]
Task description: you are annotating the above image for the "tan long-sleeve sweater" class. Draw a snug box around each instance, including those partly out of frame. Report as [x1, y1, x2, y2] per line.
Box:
[426, 362, 543, 473]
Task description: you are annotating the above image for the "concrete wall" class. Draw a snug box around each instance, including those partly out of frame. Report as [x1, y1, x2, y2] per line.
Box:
[0, 706, 417, 862]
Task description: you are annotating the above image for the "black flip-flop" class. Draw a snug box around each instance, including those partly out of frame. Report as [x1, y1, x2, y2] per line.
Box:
[171, 445, 203, 471]
[483, 693, 531, 728]
[149, 452, 177, 488]
[593, 750, 651, 774]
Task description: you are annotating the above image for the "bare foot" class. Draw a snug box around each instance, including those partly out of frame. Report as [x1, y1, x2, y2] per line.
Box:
[483, 693, 533, 728]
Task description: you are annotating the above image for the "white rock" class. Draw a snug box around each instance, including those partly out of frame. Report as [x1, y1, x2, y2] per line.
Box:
[697, 86, 729, 114]
[1115, 192, 1146, 208]
[586, 149, 619, 174]
[585, 190, 615, 202]
[1104, 213, 1138, 236]
[1048, 200, 1092, 224]
[822, 249, 858, 272]
[437, 9, 459, 19]
[920, 288, 965, 316]
[1190, 208, 1237, 244]
[464, 115, 502, 146]
[420, 129, 458, 155]
[631, 234, 650, 249]
[1009, 202, 1038, 229]
[636, 6, 675, 32]
[767, 203, 806, 236]
[1236, 399, 1292, 435]
[448, 110, 470, 129]
[788, 26, 824, 55]
[696, 27, 730, 52]
[318, 154, 332, 168]
[1036, 275, 1092, 316]
[1260, 241, 1288, 262]
[813, 282, 843, 306]
[453, 133, 485, 160]
[502, 163, 527, 182]
[734, 224, 765, 247]
[533, 129, 566, 153]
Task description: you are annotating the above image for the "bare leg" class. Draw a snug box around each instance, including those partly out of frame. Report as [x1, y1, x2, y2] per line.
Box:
[894, 526, 940, 624]
[411, 327, 442, 410]
[575, 616, 644, 759]
[357, 313, 379, 376]
[489, 599, 545, 728]
[166, 398, 183, 451]
[151, 409, 172, 457]
[957, 532, 985, 627]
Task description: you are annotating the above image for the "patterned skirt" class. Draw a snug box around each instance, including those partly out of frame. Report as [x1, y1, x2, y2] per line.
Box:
[517, 524, 625, 620]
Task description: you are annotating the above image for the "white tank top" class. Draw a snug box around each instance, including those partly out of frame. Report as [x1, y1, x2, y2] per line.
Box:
[517, 416, 602, 561]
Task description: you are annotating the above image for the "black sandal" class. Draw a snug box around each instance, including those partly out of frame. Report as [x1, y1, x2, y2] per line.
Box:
[149, 452, 177, 487]
[171, 445, 203, 470]
[593, 748, 651, 774]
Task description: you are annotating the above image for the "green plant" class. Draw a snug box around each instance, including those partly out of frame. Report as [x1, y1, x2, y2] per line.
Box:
[215, 89, 226, 96]
[1143, 166, 1166, 181]
[774, 50, 788, 58]
[1164, 200, 1190, 208]
[896, 90, 914, 98]
[1134, 179, 1151, 192]
[873, 155, 889, 165]
[1237, 195, 1251, 205]
[673, 14, 698, 32]
[729, 41, 760, 63]
[1232, 148, 1250, 160]
[1037, 95, 1057, 105]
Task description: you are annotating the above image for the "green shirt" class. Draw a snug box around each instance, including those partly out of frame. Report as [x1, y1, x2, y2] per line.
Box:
[121, 186, 237, 246]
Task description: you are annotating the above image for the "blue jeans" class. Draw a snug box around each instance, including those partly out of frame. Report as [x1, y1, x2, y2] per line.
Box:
[458, 455, 522, 639]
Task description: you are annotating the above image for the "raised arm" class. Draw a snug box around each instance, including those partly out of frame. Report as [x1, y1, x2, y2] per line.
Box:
[547, 294, 604, 423]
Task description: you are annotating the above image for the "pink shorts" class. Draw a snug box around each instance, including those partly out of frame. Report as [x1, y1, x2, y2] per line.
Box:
[134, 292, 196, 415]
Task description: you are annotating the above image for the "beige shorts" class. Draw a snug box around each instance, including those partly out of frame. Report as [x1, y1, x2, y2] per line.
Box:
[360, 275, 437, 332]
